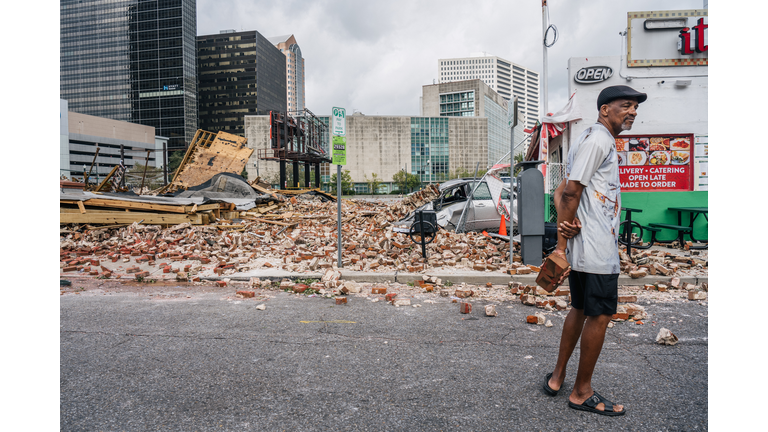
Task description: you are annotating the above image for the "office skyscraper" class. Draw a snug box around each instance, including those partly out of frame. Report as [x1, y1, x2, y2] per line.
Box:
[268, 35, 305, 113]
[438, 53, 540, 133]
[197, 30, 287, 136]
[60, 0, 198, 151]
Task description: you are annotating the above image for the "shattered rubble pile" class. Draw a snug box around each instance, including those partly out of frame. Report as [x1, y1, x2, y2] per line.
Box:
[60, 180, 705, 280]
[228, 271, 706, 328]
[619, 248, 707, 278]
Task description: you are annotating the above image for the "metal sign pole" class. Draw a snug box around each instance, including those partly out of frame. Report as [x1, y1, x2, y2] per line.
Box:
[337, 164, 342, 268]
[332, 106, 347, 269]
[510, 96, 518, 268]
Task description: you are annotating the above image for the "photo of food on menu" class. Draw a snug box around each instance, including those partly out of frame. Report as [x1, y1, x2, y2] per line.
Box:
[616, 136, 691, 168]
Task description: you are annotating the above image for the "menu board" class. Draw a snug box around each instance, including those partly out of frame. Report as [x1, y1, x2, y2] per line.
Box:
[617, 134, 694, 192]
[694, 135, 708, 191]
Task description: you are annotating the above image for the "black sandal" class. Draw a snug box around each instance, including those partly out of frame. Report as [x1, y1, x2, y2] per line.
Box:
[543, 372, 559, 396]
[568, 391, 625, 416]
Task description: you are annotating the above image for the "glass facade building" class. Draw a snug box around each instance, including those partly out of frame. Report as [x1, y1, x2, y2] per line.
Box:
[197, 30, 287, 137]
[61, 0, 198, 151]
[438, 54, 540, 135]
[440, 91, 475, 117]
[411, 117, 449, 183]
[268, 35, 306, 114]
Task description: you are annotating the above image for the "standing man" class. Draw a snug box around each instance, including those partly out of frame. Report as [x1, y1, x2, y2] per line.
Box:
[543, 85, 647, 416]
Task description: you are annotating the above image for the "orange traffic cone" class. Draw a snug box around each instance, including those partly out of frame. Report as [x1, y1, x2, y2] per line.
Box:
[499, 217, 507, 236]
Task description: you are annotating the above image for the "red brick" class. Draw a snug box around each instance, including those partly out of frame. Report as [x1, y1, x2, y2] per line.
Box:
[386, 293, 398, 302]
[454, 289, 472, 298]
[335, 297, 348, 305]
[372, 287, 387, 294]
[293, 284, 308, 294]
[62, 266, 78, 272]
[135, 271, 150, 279]
[163, 266, 171, 273]
[89, 271, 99, 276]
[526, 315, 538, 324]
[237, 291, 255, 298]
[216, 281, 227, 287]
[460, 302, 472, 314]
[611, 313, 630, 321]
[100, 271, 111, 278]
[90, 259, 100, 266]
[126, 267, 141, 274]
[618, 295, 637, 303]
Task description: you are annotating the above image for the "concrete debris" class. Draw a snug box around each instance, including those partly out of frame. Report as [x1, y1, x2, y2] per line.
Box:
[393, 298, 411, 307]
[484, 305, 498, 317]
[255, 303, 266, 310]
[656, 328, 679, 345]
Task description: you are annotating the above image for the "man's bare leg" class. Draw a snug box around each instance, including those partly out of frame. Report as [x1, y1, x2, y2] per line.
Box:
[569, 314, 624, 413]
[548, 307, 587, 392]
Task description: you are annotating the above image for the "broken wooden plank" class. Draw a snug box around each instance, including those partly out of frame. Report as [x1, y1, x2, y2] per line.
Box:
[249, 218, 297, 227]
[60, 211, 205, 225]
[71, 198, 189, 214]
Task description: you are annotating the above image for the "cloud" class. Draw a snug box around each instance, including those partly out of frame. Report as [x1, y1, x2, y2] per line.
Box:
[198, 0, 705, 118]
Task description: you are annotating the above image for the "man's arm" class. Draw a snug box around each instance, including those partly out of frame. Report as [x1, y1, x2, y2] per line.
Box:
[554, 178, 582, 240]
[555, 180, 585, 254]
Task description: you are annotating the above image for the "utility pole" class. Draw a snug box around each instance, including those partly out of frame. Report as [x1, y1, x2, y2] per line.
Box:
[542, 0, 549, 116]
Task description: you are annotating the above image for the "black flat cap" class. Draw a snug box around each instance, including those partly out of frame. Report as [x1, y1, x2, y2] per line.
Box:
[597, 85, 647, 110]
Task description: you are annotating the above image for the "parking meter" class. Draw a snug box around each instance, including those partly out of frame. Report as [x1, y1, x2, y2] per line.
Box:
[515, 161, 545, 266]
[409, 210, 437, 260]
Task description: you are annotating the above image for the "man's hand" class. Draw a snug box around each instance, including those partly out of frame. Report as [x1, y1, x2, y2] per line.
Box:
[558, 217, 582, 239]
[551, 248, 571, 286]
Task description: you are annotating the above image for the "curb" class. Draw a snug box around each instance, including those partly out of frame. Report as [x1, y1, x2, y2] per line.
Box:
[205, 270, 707, 287]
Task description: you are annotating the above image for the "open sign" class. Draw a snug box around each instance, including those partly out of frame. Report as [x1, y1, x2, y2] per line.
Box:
[574, 66, 613, 84]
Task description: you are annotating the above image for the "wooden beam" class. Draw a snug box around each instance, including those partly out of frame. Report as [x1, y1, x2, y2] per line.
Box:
[60, 211, 205, 225]
[73, 198, 190, 213]
[77, 201, 86, 214]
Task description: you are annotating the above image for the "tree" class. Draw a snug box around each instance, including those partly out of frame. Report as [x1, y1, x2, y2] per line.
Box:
[449, 167, 487, 180]
[392, 170, 421, 194]
[364, 172, 382, 195]
[328, 170, 353, 195]
[125, 163, 165, 190]
[240, 166, 248, 180]
[513, 152, 524, 177]
[167, 150, 185, 177]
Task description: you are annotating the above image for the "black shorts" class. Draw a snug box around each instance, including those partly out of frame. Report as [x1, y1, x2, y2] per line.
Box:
[568, 270, 619, 316]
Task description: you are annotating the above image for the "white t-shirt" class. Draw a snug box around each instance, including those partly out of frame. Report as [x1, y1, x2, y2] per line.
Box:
[565, 123, 621, 275]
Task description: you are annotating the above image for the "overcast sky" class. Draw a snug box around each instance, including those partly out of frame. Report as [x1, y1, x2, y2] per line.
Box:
[198, 0, 707, 118]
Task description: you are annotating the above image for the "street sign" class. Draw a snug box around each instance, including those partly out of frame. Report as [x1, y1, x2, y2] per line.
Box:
[332, 136, 347, 165]
[507, 96, 518, 128]
[332, 107, 346, 136]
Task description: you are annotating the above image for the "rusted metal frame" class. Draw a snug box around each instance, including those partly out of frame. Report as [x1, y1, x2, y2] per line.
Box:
[139, 149, 151, 190]
[84, 147, 100, 189]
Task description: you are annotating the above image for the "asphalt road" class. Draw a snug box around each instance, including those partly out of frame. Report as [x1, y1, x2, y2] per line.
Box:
[60, 284, 708, 431]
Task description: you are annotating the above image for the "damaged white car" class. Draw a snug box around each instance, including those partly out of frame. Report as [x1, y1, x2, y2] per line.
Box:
[392, 178, 516, 234]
